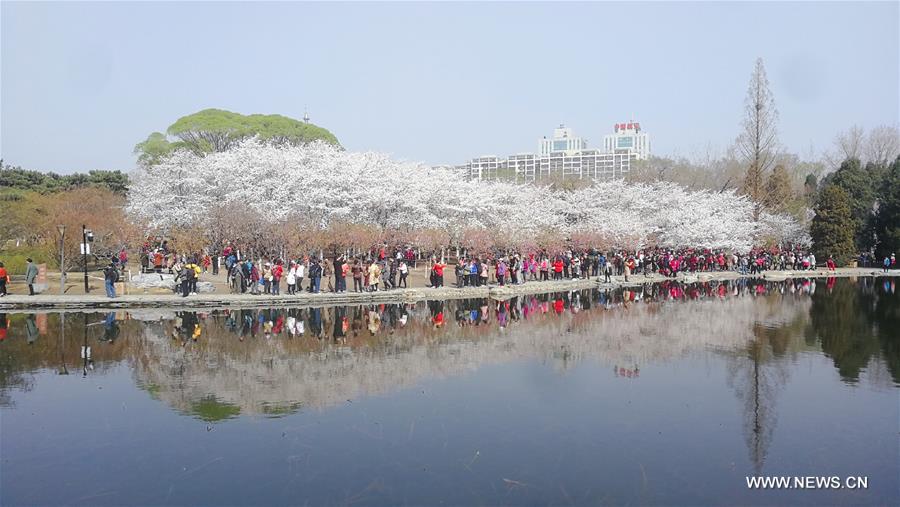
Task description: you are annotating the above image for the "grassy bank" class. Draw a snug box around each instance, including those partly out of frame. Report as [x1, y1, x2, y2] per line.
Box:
[0, 246, 56, 275]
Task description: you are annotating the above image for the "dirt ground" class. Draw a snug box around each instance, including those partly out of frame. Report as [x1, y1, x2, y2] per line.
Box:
[4, 262, 466, 296]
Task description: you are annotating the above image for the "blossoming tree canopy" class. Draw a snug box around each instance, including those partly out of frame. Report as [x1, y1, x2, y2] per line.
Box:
[126, 139, 808, 253]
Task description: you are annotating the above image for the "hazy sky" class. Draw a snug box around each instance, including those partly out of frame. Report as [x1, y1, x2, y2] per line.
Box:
[2, 1, 898, 173]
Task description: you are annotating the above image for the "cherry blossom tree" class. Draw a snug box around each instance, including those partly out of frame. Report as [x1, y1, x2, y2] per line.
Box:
[127, 139, 807, 254]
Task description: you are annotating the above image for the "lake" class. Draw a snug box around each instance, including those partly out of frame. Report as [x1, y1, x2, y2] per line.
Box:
[1, 277, 897, 506]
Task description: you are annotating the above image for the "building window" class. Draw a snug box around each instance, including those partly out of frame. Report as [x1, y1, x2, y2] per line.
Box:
[617, 136, 634, 149]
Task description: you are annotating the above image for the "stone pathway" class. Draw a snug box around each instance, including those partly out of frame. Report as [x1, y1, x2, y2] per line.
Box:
[0, 268, 895, 311]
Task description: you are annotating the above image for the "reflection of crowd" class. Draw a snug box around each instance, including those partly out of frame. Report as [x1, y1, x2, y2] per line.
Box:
[164, 278, 831, 343]
[1, 277, 895, 392]
[170, 311, 202, 345]
[614, 365, 640, 378]
[3, 277, 882, 350]
[0, 313, 8, 341]
[216, 305, 417, 341]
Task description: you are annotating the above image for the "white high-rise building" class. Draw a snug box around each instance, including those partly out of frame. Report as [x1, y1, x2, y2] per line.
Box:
[603, 121, 650, 160]
[458, 122, 650, 181]
[539, 124, 587, 155]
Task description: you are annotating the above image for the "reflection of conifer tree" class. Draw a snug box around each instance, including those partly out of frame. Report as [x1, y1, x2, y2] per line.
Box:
[726, 308, 802, 474]
[809, 279, 883, 382]
[873, 281, 900, 384]
[0, 313, 30, 407]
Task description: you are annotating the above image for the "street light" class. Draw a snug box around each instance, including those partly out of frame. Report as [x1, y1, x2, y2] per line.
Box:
[82, 225, 93, 293]
[57, 224, 66, 295]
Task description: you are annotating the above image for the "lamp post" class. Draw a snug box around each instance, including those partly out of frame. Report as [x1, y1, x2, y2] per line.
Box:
[82, 225, 93, 293]
[82, 225, 88, 292]
[57, 224, 66, 295]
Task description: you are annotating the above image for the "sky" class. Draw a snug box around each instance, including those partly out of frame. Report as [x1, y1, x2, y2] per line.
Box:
[1, 1, 898, 173]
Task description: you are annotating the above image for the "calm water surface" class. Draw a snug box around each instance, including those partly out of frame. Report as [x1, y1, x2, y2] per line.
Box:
[1, 277, 898, 506]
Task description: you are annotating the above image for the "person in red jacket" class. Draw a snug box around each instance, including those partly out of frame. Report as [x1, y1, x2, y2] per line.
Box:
[431, 259, 446, 288]
[0, 262, 8, 296]
[552, 258, 564, 280]
[271, 261, 284, 295]
[826, 257, 836, 271]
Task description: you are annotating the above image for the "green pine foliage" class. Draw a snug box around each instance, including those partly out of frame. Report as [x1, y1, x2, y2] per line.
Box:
[811, 184, 857, 265]
[763, 164, 792, 212]
[0, 161, 129, 195]
[875, 157, 900, 258]
[825, 158, 880, 251]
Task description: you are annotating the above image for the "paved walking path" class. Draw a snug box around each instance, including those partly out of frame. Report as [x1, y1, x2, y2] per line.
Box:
[0, 267, 895, 311]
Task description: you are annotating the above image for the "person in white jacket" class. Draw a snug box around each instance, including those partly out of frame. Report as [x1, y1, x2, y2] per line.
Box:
[295, 260, 306, 292]
[286, 262, 298, 295]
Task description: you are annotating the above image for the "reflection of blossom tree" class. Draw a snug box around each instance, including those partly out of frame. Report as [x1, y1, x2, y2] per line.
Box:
[125, 285, 813, 420]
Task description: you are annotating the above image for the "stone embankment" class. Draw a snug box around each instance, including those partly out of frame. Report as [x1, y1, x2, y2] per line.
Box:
[0, 268, 894, 311]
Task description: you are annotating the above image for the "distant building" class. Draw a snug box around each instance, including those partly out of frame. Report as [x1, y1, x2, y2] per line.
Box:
[461, 150, 633, 182]
[466, 156, 507, 180]
[539, 124, 587, 156]
[604, 121, 650, 160]
[459, 122, 649, 181]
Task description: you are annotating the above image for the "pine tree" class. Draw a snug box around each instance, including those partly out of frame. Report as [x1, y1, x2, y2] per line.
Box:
[803, 174, 818, 206]
[827, 158, 879, 251]
[763, 164, 792, 212]
[811, 185, 856, 265]
[875, 156, 900, 258]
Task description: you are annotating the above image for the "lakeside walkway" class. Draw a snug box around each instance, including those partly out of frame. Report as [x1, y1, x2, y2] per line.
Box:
[1, 267, 895, 312]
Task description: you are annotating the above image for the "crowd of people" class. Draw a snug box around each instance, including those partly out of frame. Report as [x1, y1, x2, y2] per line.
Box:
[150, 241, 900, 299]
[220, 244, 414, 296]
[53, 238, 886, 299]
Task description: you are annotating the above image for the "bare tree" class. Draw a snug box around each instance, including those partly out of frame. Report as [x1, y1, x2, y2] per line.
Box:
[626, 149, 746, 193]
[837, 125, 866, 162]
[865, 125, 900, 167]
[824, 125, 899, 169]
[823, 125, 865, 169]
[736, 58, 779, 218]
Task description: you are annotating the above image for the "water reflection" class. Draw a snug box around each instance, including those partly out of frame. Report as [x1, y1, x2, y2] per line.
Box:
[0, 277, 897, 506]
[2, 278, 896, 416]
[811, 277, 899, 384]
